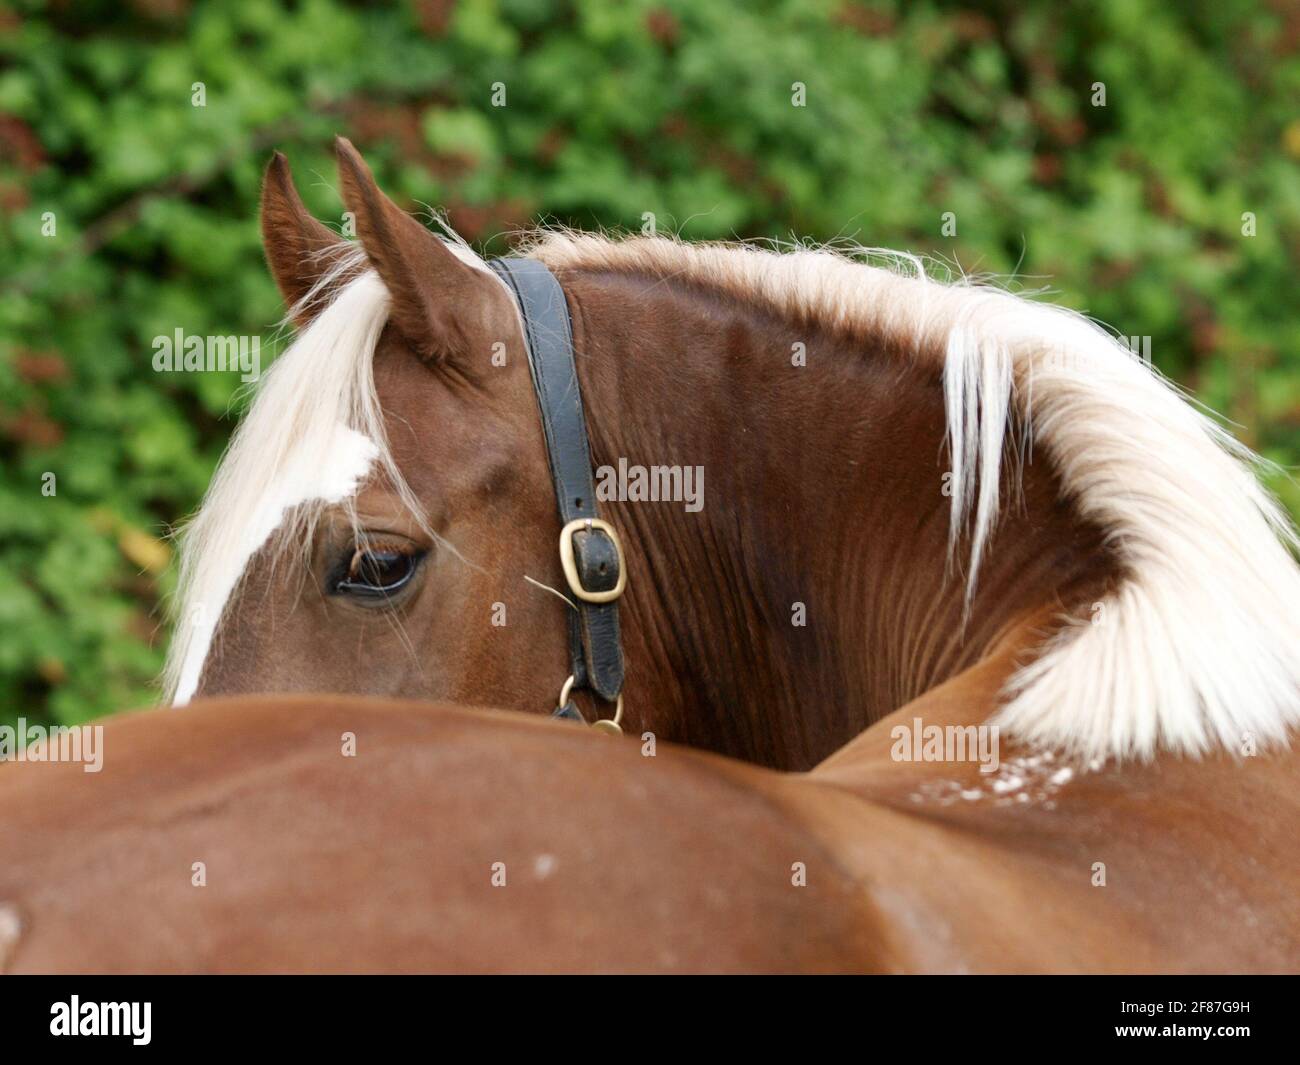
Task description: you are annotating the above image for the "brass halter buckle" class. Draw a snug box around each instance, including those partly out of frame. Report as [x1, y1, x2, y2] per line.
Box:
[555, 519, 627, 731]
[557, 674, 624, 735]
[558, 517, 627, 604]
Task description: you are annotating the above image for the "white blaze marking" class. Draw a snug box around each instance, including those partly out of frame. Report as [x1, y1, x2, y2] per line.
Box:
[171, 425, 378, 705]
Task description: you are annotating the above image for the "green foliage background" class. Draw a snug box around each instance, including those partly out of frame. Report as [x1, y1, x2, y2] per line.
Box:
[2, 0, 1298, 730]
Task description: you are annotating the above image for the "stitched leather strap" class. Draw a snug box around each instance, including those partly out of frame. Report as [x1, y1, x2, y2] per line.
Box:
[489, 257, 626, 709]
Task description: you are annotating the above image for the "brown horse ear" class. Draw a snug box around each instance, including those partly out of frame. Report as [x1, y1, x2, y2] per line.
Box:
[334, 135, 494, 365]
[260, 152, 349, 327]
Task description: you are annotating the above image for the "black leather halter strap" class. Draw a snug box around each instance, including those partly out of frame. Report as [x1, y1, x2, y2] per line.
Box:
[488, 257, 626, 730]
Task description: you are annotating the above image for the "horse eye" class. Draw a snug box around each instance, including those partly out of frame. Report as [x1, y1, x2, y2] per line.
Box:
[333, 546, 421, 598]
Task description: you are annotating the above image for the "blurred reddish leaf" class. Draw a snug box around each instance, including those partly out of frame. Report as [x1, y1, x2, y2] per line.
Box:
[0, 114, 45, 172]
[833, 3, 895, 36]
[2, 407, 64, 448]
[415, 0, 456, 38]
[645, 9, 681, 46]
[15, 351, 71, 384]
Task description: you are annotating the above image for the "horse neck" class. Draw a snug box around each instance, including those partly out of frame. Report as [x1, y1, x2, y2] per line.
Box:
[564, 267, 1119, 770]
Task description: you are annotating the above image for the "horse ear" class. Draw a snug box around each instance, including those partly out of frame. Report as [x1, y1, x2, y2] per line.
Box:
[260, 152, 349, 327]
[334, 135, 495, 365]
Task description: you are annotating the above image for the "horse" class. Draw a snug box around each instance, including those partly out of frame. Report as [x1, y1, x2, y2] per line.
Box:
[2, 137, 1298, 972]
